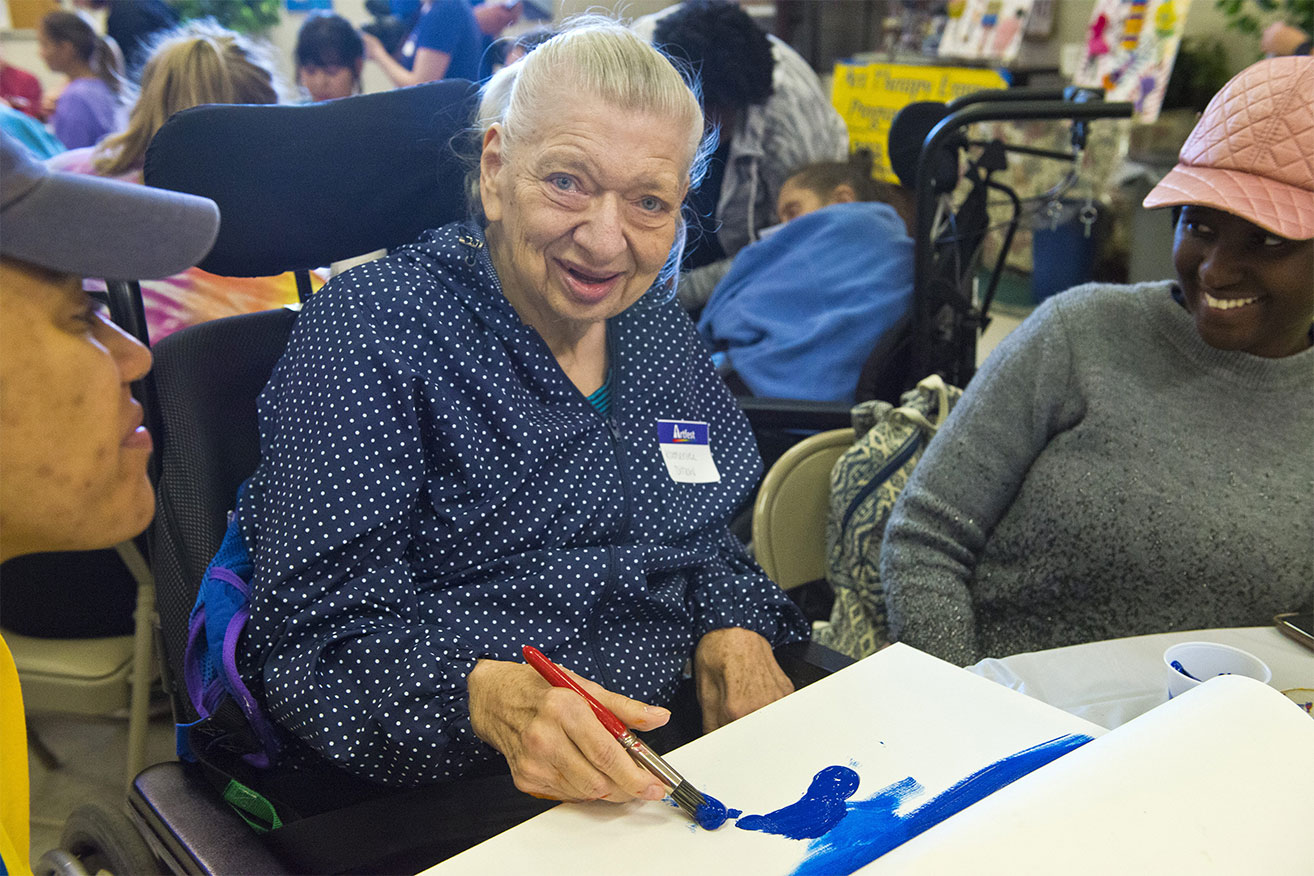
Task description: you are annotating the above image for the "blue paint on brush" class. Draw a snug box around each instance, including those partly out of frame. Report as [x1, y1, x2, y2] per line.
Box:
[735, 765, 861, 840]
[790, 733, 1093, 876]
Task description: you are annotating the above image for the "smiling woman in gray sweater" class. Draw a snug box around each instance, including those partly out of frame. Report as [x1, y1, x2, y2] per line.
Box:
[879, 56, 1314, 665]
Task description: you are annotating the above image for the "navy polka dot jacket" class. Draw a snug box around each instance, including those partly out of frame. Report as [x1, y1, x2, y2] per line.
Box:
[236, 222, 809, 787]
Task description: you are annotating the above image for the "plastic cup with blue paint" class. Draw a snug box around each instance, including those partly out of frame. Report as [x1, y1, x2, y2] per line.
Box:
[1163, 641, 1271, 699]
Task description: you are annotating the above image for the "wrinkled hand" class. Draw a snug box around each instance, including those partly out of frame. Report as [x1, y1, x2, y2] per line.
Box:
[693, 628, 794, 733]
[468, 659, 671, 803]
[1261, 21, 1310, 56]
[360, 31, 389, 63]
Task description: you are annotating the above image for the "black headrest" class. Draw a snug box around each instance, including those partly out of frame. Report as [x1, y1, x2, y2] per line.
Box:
[887, 101, 956, 192]
[144, 79, 480, 277]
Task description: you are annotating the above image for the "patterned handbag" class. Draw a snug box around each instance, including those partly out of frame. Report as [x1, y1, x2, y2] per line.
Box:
[817, 375, 962, 659]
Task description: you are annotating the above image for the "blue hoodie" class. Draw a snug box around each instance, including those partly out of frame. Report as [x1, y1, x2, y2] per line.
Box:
[698, 201, 914, 402]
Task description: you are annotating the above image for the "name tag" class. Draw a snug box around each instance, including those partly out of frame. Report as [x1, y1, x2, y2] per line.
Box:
[656, 419, 720, 483]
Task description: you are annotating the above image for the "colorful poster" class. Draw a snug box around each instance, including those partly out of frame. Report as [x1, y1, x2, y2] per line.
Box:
[1071, 0, 1194, 123]
[831, 62, 1009, 183]
[937, 0, 1037, 63]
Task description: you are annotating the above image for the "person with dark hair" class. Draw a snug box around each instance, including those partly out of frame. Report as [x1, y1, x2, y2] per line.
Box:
[0, 130, 219, 876]
[777, 154, 910, 226]
[639, 0, 849, 312]
[881, 57, 1313, 666]
[295, 12, 365, 102]
[698, 152, 915, 402]
[74, 0, 179, 79]
[362, 0, 482, 87]
[38, 10, 123, 149]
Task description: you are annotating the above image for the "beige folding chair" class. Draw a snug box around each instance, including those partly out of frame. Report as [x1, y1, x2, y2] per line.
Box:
[4, 540, 157, 788]
[751, 428, 855, 590]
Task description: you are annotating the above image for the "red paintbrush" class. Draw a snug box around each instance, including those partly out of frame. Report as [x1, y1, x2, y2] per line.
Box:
[521, 645, 718, 826]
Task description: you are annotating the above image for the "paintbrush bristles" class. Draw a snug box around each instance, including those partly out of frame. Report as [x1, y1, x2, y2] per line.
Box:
[670, 779, 708, 819]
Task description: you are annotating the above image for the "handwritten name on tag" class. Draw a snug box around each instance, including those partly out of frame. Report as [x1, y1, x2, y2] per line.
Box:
[655, 419, 720, 483]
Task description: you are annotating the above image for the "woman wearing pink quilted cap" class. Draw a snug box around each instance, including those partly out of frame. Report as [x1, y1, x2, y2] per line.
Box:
[879, 56, 1313, 666]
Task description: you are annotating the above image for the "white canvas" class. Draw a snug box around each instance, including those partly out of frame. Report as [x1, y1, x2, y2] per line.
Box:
[422, 645, 1313, 876]
[424, 645, 1102, 876]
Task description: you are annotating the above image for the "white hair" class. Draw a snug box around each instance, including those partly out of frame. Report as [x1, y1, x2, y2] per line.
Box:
[470, 17, 717, 299]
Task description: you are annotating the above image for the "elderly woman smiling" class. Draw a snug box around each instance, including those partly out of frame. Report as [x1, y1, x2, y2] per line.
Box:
[232, 19, 808, 832]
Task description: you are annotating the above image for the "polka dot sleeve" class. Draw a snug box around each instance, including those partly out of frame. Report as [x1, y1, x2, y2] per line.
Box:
[238, 223, 808, 788]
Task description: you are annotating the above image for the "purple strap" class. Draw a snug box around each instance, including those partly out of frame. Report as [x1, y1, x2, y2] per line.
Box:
[183, 565, 277, 767]
[208, 565, 250, 597]
[183, 605, 208, 714]
[221, 605, 279, 764]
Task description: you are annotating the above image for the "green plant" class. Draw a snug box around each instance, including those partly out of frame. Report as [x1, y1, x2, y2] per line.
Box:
[1215, 0, 1314, 37]
[167, 0, 282, 34]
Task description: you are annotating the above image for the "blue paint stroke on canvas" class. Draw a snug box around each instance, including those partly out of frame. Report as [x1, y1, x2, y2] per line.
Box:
[694, 794, 742, 830]
[736, 765, 861, 839]
[790, 733, 1094, 876]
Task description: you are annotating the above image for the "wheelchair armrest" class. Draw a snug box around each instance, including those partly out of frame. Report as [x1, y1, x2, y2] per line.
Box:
[129, 762, 292, 876]
[736, 396, 853, 432]
[774, 640, 857, 689]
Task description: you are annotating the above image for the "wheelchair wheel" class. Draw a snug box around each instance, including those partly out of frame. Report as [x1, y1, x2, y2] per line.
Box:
[38, 802, 160, 876]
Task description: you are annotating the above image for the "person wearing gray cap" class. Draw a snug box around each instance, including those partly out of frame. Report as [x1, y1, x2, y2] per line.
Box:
[0, 131, 218, 876]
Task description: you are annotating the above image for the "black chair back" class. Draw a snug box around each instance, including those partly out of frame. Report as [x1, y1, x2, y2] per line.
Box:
[141, 79, 480, 721]
[145, 79, 479, 275]
[149, 307, 297, 718]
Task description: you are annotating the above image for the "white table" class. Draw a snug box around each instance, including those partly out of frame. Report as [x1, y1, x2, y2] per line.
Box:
[968, 626, 1314, 729]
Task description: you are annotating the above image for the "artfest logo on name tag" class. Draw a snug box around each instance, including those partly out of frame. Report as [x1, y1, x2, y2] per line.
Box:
[655, 419, 720, 483]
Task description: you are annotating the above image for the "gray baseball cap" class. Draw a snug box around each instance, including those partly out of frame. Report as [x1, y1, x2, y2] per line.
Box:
[1, 133, 220, 280]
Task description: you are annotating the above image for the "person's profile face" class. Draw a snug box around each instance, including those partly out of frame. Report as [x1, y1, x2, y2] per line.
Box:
[0, 259, 155, 561]
[37, 30, 65, 72]
[479, 94, 692, 336]
[776, 179, 828, 223]
[1172, 206, 1314, 358]
[298, 61, 359, 102]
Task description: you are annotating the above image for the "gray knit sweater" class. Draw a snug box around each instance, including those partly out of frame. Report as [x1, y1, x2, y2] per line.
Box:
[881, 282, 1314, 666]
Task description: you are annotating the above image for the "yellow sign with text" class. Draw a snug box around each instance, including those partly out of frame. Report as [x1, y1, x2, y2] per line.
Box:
[832, 62, 1009, 182]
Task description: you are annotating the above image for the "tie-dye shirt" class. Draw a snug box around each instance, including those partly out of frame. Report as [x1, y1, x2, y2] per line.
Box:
[47, 148, 320, 340]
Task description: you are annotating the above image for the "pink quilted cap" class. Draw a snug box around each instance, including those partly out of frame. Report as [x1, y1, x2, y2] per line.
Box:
[1143, 56, 1314, 240]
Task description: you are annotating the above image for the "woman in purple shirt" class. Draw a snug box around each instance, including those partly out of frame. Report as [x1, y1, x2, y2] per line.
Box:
[38, 11, 122, 149]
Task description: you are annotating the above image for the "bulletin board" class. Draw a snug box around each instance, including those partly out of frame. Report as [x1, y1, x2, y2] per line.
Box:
[1071, 0, 1194, 123]
[830, 62, 1009, 183]
[937, 0, 1038, 64]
